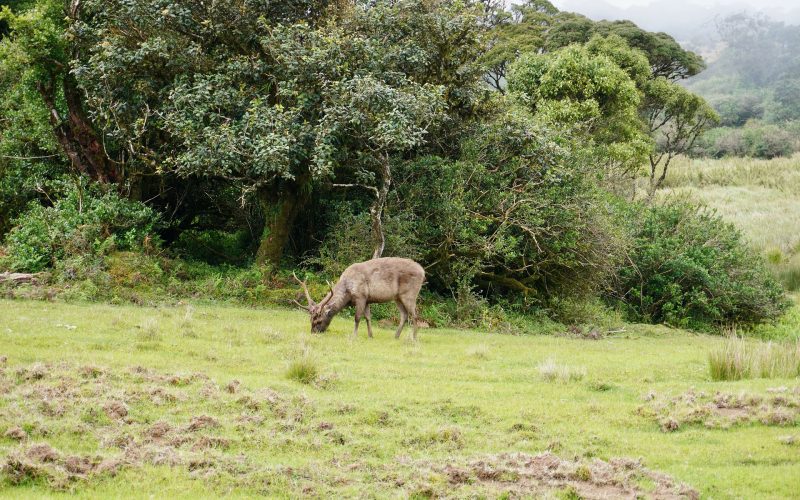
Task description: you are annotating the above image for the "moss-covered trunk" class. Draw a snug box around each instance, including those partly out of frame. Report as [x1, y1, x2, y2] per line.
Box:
[255, 187, 304, 268]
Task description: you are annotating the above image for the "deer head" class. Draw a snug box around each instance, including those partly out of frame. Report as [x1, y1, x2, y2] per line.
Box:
[292, 273, 335, 333]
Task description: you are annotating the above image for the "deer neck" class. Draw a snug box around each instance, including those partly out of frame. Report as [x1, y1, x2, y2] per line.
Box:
[324, 287, 351, 316]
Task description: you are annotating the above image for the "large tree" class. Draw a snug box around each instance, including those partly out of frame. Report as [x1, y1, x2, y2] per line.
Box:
[71, 0, 486, 266]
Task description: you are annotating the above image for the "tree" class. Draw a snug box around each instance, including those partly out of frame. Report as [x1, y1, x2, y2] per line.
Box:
[480, 0, 559, 92]
[642, 78, 718, 197]
[72, 0, 486, 266]
[0, 0, 118, 184]
[590, 20, 705, 81]
[508, 42, 650, 180]
[317, 76, 445, 259]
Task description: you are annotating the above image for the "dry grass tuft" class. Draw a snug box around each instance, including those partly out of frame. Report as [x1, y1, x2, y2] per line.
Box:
[709, 335, 800, 381]
[137, 318, 162, 342]
[537, 359, 586, 383]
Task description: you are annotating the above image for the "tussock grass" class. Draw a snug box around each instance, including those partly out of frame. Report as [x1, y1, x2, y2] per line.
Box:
[537, 358, 586, 383]
[709, 335, 800, 380]
[137, 317, 162, 342]
[285, 356, 319, 385]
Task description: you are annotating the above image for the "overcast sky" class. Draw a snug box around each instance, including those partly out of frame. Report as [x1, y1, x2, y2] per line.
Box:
[551, 0, 799, 8]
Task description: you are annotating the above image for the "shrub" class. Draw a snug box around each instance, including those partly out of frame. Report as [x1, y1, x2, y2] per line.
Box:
[693, 120, 798, 159]
[2, 185, 160, 272]
[609, 199, 789, 331]
[393, 111, 625, 303]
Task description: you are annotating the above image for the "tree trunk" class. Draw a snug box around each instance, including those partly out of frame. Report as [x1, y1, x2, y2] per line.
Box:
[370, 156, 392, 260]
[37, 74, 118, 184]
[255, 187, 303, 268]
[647, 153, 672, 201]
[62, 75, 119, 183]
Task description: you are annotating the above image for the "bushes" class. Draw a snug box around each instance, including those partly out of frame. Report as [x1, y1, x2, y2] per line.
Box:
[693, 121, 798, 159]
[609, 200, 789, 331]
[2, 186, 160, 272]
[393, 111, 625, 303]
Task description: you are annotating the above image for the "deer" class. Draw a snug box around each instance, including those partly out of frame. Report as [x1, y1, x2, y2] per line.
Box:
[293, 257, 425, 340]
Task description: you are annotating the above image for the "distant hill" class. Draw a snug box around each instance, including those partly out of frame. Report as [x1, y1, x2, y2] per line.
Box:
[550, 0, 800, 54]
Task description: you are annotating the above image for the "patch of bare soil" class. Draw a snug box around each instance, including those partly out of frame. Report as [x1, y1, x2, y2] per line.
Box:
[400, 452, 697, 499]
[643, 388, 800, 432]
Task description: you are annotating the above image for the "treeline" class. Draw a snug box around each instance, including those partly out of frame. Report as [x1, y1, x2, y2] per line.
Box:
[688, 13, 800, 159]
[0, 0, 788, 330]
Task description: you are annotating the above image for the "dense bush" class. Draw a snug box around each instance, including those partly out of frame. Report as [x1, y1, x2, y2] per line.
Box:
[693, 121, 798, 159]
[609, 200, 789, 331]
[392, 110, 625, 303]
[2, 186, 160, 272]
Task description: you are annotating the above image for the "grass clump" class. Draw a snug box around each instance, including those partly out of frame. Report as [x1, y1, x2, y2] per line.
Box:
[709, 335, 800, 380]
[285, 356, 319, 385]
[537, 359, 586, 383]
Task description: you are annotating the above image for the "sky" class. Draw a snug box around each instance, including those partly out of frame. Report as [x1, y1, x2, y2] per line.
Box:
[554, 0, 797, 6]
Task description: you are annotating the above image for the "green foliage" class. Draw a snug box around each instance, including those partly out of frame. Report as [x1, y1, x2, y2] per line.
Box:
[0, 1, 70, 233]
[508, 42, 650, 177]
[2, 184, 160, 272]
[394, 109, 625, 302]
[610, 200, 789, 331]
[307, 208, 422, 279]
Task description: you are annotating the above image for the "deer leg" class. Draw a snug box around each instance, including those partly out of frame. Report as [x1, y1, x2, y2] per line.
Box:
[364, 304, 374, 338]
[353, 298, 366, 339]
[401, 297, 418, 342]
[394, 300, 408, 339]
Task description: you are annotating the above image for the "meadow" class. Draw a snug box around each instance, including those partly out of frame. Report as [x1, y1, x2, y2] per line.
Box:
[660, 155, 800, 290]
[1, 299, 798, 498]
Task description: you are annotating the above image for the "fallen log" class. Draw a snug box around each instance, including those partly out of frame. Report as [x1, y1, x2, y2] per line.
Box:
[0, 272, 41, 284]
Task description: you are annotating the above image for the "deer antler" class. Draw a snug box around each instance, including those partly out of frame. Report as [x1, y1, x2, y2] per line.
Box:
[291, 298, 309, 311]
[292, 272, 315, 307]
[318, 280, 335, 308]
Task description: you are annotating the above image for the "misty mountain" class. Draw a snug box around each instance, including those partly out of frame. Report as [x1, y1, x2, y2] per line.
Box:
[553, 0, 800, 52]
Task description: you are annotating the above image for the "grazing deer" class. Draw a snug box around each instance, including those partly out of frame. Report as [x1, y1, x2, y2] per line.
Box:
[293, 258, 425, 340]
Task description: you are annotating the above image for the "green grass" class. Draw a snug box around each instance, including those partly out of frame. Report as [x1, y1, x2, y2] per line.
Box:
[660, 155, 800, 290]
[1, 299, 799, 498]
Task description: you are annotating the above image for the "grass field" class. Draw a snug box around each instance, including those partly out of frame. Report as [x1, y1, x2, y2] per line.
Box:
[660, 155, 800, 290]
[1, 300, 798, 498]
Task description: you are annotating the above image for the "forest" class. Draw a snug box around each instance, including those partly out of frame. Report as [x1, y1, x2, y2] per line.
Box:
[0, 0, 789, 333]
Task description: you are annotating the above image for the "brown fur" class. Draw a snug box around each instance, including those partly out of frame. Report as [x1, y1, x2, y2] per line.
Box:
[296, 258, 425, 340]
